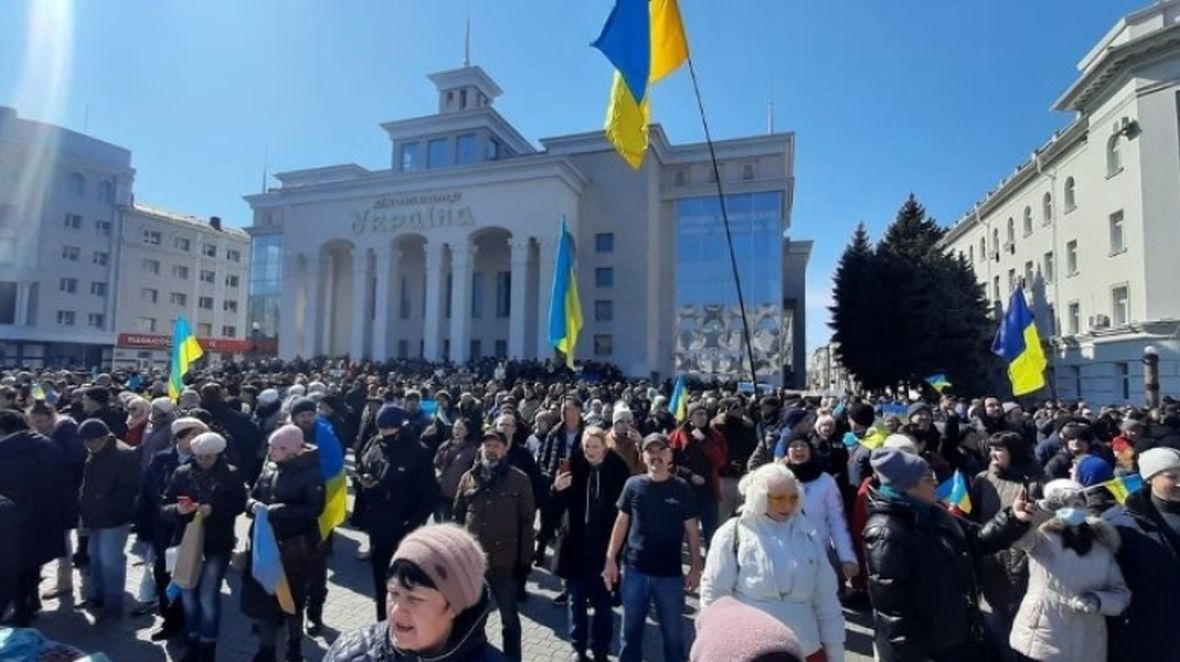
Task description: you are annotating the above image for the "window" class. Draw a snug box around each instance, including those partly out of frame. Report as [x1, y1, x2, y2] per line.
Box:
[199, 269, 215, 283]
[143, 259, 160, 274]
[227, 249, 241, 262]
[427, 138, 450, 168]
[1107, 134, 1123, 176]
[99, 180, 115, 204]
[595, 300, 613, 321]
[400, 142, 420, 172]
[0, 282, 14, 324]
[595, 267, 614, 287]
[138, 316, 156, 332]
[1006, 217, 1015, 247]
[1007, 268, 1016, 294]
[59, 278, 77, 293]
[226, 274, 239, 288]
[495, 271, 510, 318]
[141, 288, 158, 303]
[222, 325, 237, 338]
[969, 245, 975, 263]
[90, 281, 107, 297]
[1068, 302, 1080, 335]
[1109, 211, 1125, 253]
[92, 251, 109, 266]
[198, 296, 214, 310]
[56, 310, 75, 326]
[172, 265, 190, 279]
[223, 299, 238, 313]
[495, 339, 508, 358]
[991, 229, 1000, 257]
[674, 169, 688, 187]
[95, 220, 111, 235]
[68, 173, 85, 197]
[594, 333, 613, 356]
[398, 339, 409, 359]
[456, 134, 477, 165]
[471, 272, 484, 319]
[1024, 261, 1034, 287]
[1064, 177, 1076, 211]
[742, 163, 756, 180]
[486, 138, 501, 161]
[1066, 240, 1078, 276]
[202, 244, 217, 258]
[87, 313, 104, 328]
[143, 229, 161, 245]
[1022, 212, 1032, 237]
[1042, 192, 1053, 224]
[197, 322, 213, 337]
[174, 237, 191, 251]
[1117, 362, 1130, 401]
[1043, 252, 1055, 284]
[1112, 286, 1130, 326]
[978, 238, 986, 261]
[993, 276, 1001, 303]
[64, 213, 82, 230]
[595, 232, 614, 253]
[62, 245, 80, 261]
[170, 292, 187, 306]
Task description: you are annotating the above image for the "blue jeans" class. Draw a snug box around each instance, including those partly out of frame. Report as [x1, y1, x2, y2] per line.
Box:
[86, 525, 130, 609]
[181, 553, 228, 641]
[568, 573, 613, 657]
[619, 567, 685, 662]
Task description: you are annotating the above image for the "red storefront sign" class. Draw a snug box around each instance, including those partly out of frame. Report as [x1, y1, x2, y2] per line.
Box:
[116, 333, 251, 353]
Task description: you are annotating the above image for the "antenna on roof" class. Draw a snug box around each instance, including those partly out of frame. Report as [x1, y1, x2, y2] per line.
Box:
[261, 145, 268, 194]
[463, 0, 472, 67]
[767, 96, 775, 135]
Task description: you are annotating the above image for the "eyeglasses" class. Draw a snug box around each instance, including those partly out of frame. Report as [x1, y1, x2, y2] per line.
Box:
[767, 493, 799, 503]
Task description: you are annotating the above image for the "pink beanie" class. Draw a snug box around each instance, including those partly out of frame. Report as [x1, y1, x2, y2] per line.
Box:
[268, 424, 304, 454]
[392, 524, 486, 611]
[691, 597, 804, 662]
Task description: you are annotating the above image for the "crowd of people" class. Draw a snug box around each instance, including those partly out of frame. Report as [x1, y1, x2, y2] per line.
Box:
[1, 357, 1180, 662]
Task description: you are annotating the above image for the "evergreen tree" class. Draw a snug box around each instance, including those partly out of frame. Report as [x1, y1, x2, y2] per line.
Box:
[829, 224, 896, 391]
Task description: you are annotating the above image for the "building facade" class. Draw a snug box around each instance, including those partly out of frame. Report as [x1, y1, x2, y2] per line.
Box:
[112, 205, 251, 369]
[807, 343, 856, 395]
[941, 1, 1180, 404]
[246, 65, 809, 385]
[0, 105, 134, 368]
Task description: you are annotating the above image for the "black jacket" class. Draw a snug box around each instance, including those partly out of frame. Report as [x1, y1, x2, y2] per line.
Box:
[80, 440, 142, 529]
[161, 458, 247, 556]
[863, 487, 1029, 662]
[0, 430, 71, 569]
[1103, 488, 1180, 662]
[210, 402, 263, 479]
[248, 447, 325, 542]
[85, 404, 128, 440]
[357, 433, 438, 545]
[0, 494, 18, 607]
[506, 444, 545, 512]
[136, 447, 184, 553]
[538, 422, 583, 480]
[551, 450, 630, 580]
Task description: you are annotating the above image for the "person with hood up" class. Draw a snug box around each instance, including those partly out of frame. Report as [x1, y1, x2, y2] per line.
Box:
[606, 406, 644, 476]
[1072, 455, 1118, 515]
[124, 395, 151, 448]
[701, 462, 846, 661]
[138, 397, 176, 469]
[1008, 479, 1129, 662]
[323, 523, 508, 662]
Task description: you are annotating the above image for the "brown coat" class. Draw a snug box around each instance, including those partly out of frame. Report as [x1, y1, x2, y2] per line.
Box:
[454, 463, 535, 577]
[607, 430, 643, 475]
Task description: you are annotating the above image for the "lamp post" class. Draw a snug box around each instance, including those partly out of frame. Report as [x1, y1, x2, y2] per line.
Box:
[250, 322, 261, 365]
[1144, 345, 1160, 410]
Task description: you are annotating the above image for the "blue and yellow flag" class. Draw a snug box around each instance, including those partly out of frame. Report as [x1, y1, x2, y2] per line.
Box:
[925, 374, 952, 393]
[168, 315, 203, 401]
[669, 376, 687, 423]
[252, 507, 296, 614]
[547, 217, 584, 368]
[314, 417, 347, 539]
[1101, 474, 1144, 505]
[594, 0, 689, 169]
[991, 286, 1047, 396]
[936, 470, 973, 515]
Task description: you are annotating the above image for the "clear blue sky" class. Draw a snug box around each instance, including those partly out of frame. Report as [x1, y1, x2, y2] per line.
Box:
[1, 0, 1146, 355]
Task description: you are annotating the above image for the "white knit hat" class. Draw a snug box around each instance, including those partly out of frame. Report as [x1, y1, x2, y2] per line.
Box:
[1139, 447, 1180, 482]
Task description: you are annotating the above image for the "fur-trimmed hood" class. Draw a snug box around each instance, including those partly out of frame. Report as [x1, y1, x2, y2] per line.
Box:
[1040, 515, 1121, 553]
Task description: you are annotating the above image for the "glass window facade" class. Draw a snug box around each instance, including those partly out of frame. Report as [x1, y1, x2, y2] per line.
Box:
[456, 134, 477, 165]
[674, 191, 785, 380]
[428, 138, 451, 169]
[401, 143, 420, 172]
[248, 233, 282, 337]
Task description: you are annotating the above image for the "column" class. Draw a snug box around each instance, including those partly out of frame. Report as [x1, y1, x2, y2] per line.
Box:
[14, 282, 28, 326]
[351, 249, 369, 359]
[508, 238, 530, 358]
[449, 242, 476, 364]
[279, 254, 299, 359]
[371, 245, 393, 360]
[422, 241, 445, 360]
[535, 237, 556, 360]
[304, 255, 323, 358]
[321, 253, 336, 355]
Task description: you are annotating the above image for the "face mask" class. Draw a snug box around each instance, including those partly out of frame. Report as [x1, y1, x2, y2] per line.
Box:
[1056, 507, 1087, 527]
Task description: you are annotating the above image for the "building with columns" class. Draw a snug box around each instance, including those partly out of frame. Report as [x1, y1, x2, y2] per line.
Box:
[246, 64, 810, 385]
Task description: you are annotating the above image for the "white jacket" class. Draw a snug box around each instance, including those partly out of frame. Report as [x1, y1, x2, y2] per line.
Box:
[702, 512, 845, 661]
[800, 472, 855, 564]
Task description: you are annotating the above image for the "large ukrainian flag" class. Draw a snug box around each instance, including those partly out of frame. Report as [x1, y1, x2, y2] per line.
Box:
[168, 315, 203, 400]
[595, 0, 689, 169]
[992, 286, 1047, 396]
[548, 217, 584, 368]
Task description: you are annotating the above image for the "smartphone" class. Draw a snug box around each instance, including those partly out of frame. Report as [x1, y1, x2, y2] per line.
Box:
[559, 458, 571, 474]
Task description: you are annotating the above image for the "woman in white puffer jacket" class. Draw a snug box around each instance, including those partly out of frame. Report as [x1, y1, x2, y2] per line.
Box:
[701, 462, 846, 662]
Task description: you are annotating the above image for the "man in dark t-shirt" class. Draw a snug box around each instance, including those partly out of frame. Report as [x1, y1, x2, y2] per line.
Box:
[603, 433, 701, 662]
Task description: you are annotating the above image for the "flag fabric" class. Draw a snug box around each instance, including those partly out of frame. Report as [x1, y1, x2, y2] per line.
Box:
[547, 217, 584, 368]
[936, 471, 973, 515]
[314, 417, 347, 540]
[31, 382, 45, 401]
[251, 507, 295, 614]
[1101, 474, 1144, 505]
[858, 427, 888, 451]
[168, 315, 204, 400]
[925, 374, 952, 393]
[991, 286, 1047, 396]
[595, 0, 689, 169]
[669, 376, 688, 423]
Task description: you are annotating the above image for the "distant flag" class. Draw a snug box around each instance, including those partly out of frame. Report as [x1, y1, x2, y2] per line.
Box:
[925, 374, 952, 393]
[936, 470, 973, 515]
[594, 0, 689, 168]
[168, 315, 204, 400]
[1100, 474, 1144, 506]
[991, 286, 1047, 396]
[252, 508, 296, 614]
[859, 428, 888, 451]
[31, 381, 45, 401]
[669, 376, 688, 423]
[547, 217, 584, 368]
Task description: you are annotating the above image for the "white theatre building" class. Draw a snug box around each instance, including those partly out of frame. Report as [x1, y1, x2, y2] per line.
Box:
[941, 1, 1180, 403]
[246, 64, 811, 386]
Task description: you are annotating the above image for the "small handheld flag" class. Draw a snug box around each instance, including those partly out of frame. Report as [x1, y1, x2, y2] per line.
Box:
[991, 286, 1047, 396]
[168, 315, 204, 400]
[669, 376, 687, 423]
[925, 374, 952, 393]
[547, 217, 584, 368]
[936, 471, 973, 515]
[1099, 474, 1143, 505]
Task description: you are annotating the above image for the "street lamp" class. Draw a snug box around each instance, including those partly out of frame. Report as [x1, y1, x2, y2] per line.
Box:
[250, 322, 262, 364]
[1143, 345, 1160, 410]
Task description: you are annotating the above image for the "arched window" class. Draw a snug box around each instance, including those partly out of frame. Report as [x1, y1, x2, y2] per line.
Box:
[1023, 206, 1033, 232]
[1006, 217, 1015, 247]
[1064, 176, 1076, 211]
[979, 237, 986, 260]
[969, 245, 975, 263]
[99, 180, 115, 204]
[1022, 211, 1032, 236]
[1107, 134, 1123, 175]
[991, 229, 1000, 257]
[1042, 192, 1053, 224]
[68, 172, 85, 198]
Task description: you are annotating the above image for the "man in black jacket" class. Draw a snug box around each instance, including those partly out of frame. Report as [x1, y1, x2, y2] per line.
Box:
[81, 386, 127, 439]
[535, 397, 583, 565]
[201, 382, 263, 484]
[356, 405, 438, 619]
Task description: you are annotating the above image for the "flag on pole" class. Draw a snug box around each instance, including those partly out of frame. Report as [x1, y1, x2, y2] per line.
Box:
[168, 315, 203, 400]
[925, 374, 952, 393]
[991, 286, 1047, 396]
[595, 0, 689, 169]
[936, 470, 973, 515]
[669, 376, 688, 423]
[547, 216, 584, 368]
[1101, 474, 1144, 505]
